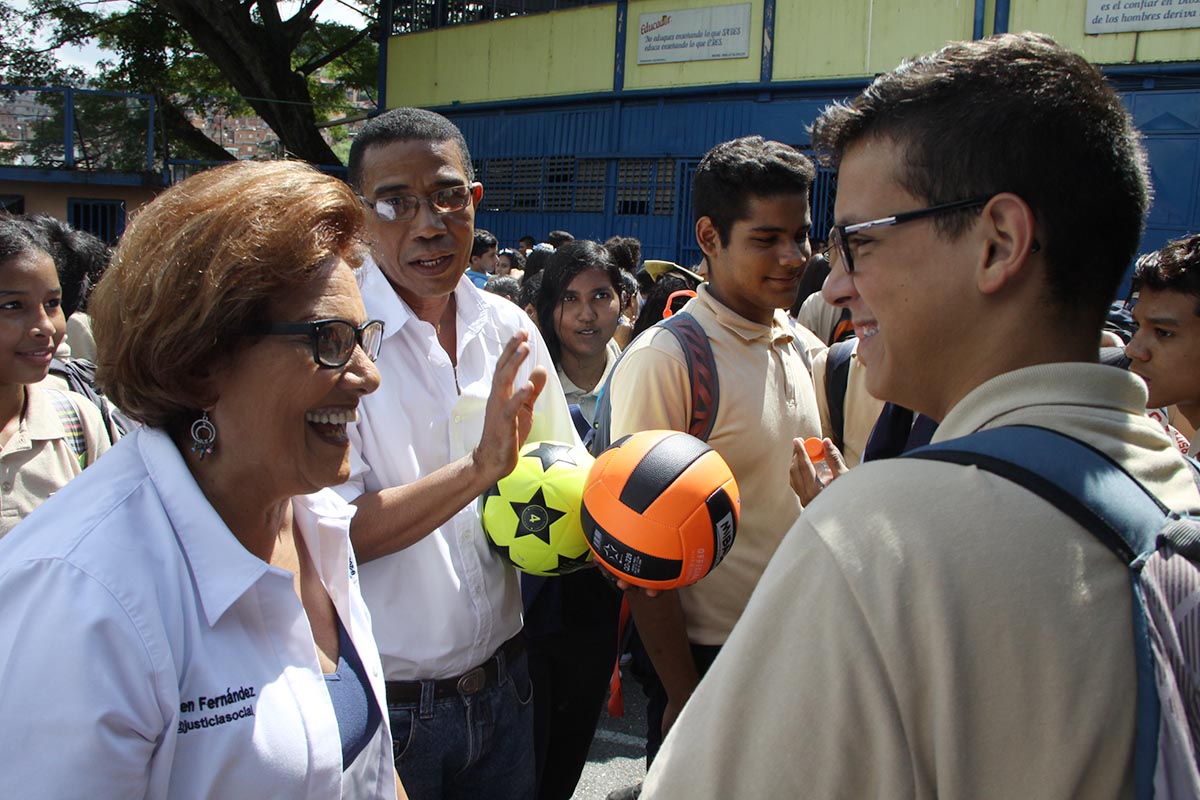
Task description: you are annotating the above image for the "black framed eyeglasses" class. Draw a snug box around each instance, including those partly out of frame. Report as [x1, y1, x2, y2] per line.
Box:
[830, 197, 990, 274]
[259, 318, 385, 368]
[360, 184, 476, 223]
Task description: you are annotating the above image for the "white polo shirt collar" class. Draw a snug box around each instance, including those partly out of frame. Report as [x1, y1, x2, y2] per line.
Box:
[140, 428, 268, 627]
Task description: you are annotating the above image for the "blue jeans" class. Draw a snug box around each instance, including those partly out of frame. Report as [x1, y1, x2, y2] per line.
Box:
[389, 649, 536, 800]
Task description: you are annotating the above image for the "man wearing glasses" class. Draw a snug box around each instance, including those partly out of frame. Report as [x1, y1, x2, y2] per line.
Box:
[339, 108, 576, 799]
[640, 33, 1200, 799]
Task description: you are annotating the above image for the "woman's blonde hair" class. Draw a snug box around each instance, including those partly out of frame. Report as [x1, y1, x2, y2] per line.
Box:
[91, 160, 364, 431]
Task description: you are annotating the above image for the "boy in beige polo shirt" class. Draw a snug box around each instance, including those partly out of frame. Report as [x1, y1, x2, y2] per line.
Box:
[606, 136, 826, 775]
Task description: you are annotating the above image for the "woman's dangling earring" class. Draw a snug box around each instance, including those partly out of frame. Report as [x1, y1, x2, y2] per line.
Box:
[190, 411, 216, 460]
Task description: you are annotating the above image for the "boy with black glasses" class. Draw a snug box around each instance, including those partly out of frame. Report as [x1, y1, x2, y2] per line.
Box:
[642, 33, 1200, 799]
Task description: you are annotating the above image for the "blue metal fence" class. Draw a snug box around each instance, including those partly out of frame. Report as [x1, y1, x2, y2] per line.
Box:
[454, 79, 1200, 286]
[455, 90, 847, 262]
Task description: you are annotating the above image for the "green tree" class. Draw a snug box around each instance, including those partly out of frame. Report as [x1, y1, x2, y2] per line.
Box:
[0, 0, 379, 166]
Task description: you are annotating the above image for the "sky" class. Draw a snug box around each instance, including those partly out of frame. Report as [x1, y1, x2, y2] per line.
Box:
[16, 0, 373, 73]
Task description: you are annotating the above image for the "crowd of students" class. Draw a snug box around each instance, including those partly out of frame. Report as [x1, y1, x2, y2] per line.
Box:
[0, 29, 1198, 800]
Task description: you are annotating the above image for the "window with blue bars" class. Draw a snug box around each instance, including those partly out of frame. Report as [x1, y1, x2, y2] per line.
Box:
[616, 158, 675, 217]
[68, 198, 126, 245]
[480, 156, 605, 213]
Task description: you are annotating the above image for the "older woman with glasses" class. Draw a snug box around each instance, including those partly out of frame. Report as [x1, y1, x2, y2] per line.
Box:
[0, 161, 407, 799]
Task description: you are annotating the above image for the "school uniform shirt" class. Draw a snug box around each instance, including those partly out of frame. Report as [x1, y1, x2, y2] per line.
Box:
[336, 262, 578, 681]
[558, 338, 621, 424]
[0, 384, 109, 538]
[0, 426, 396, 800]
[609, 285, 826, 646]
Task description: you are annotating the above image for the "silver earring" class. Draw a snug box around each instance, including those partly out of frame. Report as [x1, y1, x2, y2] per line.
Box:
[190, 411, 216, 460]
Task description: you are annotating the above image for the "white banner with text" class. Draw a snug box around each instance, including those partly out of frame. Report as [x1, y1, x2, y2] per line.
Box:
[637, 4, 752, 65]
[1086, 0, 1200, 33]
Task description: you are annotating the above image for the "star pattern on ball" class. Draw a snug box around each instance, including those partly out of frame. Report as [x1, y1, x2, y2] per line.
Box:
[525, 442, 579, 473]
[552, 550, 593, 575]
[510, 487, 565, 545]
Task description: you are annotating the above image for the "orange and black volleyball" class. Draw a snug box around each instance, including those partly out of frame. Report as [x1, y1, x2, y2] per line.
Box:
[581, 430, 740, 590]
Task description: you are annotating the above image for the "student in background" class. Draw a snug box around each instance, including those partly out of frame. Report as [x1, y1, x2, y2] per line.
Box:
[467, 229, 499, 288]
[497, 247, 526, 280]
[0, 218, 109, 538]
[535, 240, 624, 426]
[525, 240, 625, 800]
[1126, 233, 1200, 454]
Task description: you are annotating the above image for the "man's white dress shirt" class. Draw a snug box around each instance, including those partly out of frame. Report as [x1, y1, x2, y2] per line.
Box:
[338, 263, 578, 680]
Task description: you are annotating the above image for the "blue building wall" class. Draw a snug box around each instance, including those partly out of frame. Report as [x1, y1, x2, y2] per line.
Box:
[449, 89, 844, 267]
[448, 77, 1200, 292]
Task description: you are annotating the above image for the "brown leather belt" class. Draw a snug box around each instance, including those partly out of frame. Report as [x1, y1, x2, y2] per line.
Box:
[385, 634, 524, 704]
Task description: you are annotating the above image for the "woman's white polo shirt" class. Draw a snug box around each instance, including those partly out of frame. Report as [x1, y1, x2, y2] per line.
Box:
[0, 426, 396, 799]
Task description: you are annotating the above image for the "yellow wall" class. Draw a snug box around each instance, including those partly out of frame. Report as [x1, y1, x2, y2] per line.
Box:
[0, 180, 158, 220]
[1009, 0, 1200, 64]
[622, 0, 762, 90]
[772, 0, 977, 81]
[386, 6, 616, 108]
[384, 0, 1200, 109]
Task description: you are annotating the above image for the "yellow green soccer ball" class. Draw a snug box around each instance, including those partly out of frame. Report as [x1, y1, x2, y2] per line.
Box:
[481, 440, 595, 576]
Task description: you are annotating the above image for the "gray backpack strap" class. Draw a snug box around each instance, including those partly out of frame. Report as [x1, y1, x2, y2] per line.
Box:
[906, 425, 1200, 799]
[589, 312, 718, 457]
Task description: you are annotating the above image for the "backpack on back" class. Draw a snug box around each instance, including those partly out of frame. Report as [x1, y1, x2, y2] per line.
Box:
[824, 339, 856, 453]
[590, 311, 719, 456]
[48, 358, 125, 444]
[46, 389, 88, 468]
[905, 425, 1200, 799]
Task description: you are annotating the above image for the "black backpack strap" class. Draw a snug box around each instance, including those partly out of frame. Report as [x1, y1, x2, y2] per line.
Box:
[831, 307, 855, 344]
[903, 424, 1172, 799]
[824, 339, 856, 453]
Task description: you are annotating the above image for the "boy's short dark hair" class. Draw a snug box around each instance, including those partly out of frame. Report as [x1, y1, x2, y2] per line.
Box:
[692, 136, 816, 247]
[348, 108, 474, 191]
[547, 230, 575, 248]
[484, 275, 521, 303]
[519, 235, 536, 249]
[524, 246, 553, 279]
[810, 32, 1150, 326]
[472, 229, 498, 259]
[1133, 234, 1200, 316]
[518, 270, 544, 310]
